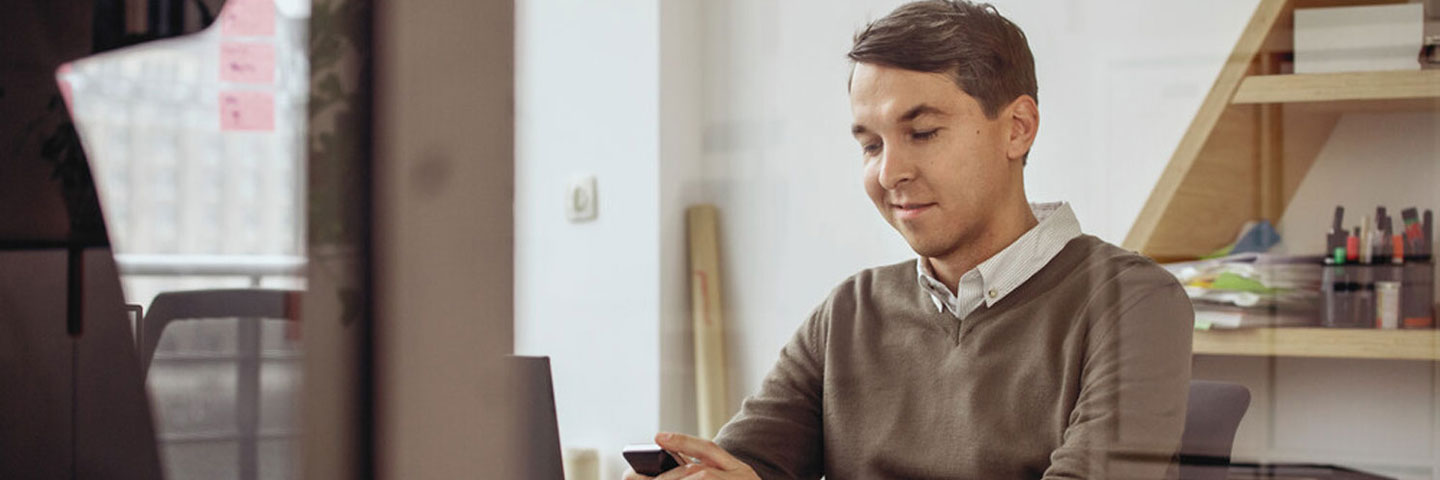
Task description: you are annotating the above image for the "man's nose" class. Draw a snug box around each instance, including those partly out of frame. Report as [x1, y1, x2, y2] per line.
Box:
[877, 145, 916, 190]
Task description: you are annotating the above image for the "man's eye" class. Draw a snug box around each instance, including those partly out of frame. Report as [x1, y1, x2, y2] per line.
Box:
[912, 130, 939, 141]
[862, 143, 882, 156]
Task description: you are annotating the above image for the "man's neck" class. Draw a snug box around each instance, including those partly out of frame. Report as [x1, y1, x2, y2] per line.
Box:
[925, 197, 1039, 293]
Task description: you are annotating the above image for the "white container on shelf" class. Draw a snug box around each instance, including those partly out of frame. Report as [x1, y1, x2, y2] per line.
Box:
[1293, 3, 1423, 74]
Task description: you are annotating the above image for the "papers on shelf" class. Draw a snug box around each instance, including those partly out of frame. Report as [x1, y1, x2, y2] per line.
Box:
[1164, 253, 1323, 330]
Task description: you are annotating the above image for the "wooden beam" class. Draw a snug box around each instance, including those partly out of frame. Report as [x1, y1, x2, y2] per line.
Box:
[1124, 0, 1289, 255]
[1143, 105, 1262, 261]
[1258, 56, 1284, 222]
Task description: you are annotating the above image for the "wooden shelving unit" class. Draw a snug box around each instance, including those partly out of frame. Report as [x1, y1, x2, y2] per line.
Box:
[1123, 0, 1437, 263]
[1193, 328, 1440, 360]
[1120, 0, 1439, 361]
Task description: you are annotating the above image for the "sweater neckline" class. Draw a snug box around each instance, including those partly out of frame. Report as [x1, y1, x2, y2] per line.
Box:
[915, 235, 1100, 344]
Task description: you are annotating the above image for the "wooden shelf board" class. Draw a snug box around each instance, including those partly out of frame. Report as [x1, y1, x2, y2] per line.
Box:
[1193, 327, 1440, 360]
[1232, 70, 1440, 109]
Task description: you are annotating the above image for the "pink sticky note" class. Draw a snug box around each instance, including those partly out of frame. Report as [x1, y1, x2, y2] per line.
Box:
[221, 0, 276, 37]
[220, 42, 276, 84]
[220, 91, 275, 131]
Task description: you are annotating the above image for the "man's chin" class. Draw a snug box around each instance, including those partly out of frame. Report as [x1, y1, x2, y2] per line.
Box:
[900, 235, 952, 259]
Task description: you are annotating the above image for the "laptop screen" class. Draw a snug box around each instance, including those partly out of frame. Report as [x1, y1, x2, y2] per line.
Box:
[509, 355, 566, 480]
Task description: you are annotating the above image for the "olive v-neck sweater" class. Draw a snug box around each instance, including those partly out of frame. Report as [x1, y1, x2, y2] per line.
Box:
[714, 235, 1193, 480]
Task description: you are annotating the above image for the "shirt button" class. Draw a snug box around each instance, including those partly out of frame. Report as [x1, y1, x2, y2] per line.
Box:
[987, 289, 998, 299]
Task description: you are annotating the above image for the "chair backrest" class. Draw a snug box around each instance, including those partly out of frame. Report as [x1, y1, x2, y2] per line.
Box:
[140, 289, 298, 374]
[1178, 380, 1251, 480]
[140, 288, 301, 480]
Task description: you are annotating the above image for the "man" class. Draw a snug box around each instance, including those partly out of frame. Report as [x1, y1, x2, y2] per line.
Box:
[626, 1, 1192, 479]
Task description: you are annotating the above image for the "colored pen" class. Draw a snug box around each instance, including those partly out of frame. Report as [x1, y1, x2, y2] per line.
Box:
[1393, 234, 1405, 264]
[1403, 208, 1420, 259]
[1361, 215, 1372, 264]
[1348, 227, 1359, 262]
[1424, 209, 1432, 259]
[1327, 206, 1346, 264]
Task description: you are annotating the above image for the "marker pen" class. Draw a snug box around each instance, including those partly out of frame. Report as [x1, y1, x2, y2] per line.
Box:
[1348, 227, 1360, 263]
[1361, 215, 1373, 265]
[1326, 206, 1346, 265]
[1424, 209, 1432, 259]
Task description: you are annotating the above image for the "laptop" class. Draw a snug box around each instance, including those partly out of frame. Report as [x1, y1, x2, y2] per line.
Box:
[510, 355, 567, 480]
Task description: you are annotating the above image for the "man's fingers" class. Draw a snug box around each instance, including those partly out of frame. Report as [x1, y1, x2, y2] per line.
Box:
[660, 463, 718, 480]
[621, 468, 654, 480]
[654, 432, 743, 471]
[653, 462, 707, 480]
[680, 466, 719, 480]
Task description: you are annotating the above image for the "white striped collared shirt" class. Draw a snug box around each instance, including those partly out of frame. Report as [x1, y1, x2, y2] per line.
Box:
[916, 201, 1083, 320]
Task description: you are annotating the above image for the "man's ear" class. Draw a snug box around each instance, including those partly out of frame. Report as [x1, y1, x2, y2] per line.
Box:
[1005, 95, 1039, 162]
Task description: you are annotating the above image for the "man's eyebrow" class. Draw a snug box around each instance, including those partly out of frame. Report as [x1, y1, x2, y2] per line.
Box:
[897, 104, 945, 122]
[852, 104, 948, 136]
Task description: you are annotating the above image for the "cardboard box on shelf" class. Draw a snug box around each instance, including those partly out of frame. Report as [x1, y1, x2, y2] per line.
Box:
[1294, 3, 1424, 74]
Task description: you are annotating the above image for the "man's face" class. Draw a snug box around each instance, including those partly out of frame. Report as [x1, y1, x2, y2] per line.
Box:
[850, 62, 1019, 260]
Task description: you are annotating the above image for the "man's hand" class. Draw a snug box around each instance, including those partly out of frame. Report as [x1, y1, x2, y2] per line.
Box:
[622, 432, 761, 480]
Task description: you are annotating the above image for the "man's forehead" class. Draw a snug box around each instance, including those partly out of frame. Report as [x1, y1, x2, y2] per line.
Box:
[851, 63, 959, 94]
[850, 65, 964, 122]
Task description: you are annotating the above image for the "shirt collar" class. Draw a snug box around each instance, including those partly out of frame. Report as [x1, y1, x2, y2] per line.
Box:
[915, 201, 1083, 313]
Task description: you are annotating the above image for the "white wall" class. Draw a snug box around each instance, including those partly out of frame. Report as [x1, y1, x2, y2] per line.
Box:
[514, 1, 663, 478]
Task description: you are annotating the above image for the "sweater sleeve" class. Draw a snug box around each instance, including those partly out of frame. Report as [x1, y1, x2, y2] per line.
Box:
[713, 303, 828, 480]
[1043, 266, 1194, 480]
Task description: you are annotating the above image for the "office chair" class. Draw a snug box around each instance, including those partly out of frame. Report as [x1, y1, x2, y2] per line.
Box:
[140, 288, 301, 480]
[139, 289, 299, 374]
[1178, 380, 1251, 480]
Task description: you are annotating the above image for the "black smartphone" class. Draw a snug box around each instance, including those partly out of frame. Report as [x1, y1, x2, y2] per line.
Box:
[622, 444, 686, 476]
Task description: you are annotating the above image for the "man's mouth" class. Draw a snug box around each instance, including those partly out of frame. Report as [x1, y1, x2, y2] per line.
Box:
[891, 202, 936, 220]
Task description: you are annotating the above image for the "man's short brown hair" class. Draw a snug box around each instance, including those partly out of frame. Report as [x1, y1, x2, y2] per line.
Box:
[848, 0, 1037, 120]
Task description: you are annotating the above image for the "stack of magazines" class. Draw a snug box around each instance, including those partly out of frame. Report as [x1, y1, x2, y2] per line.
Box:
[1162, 253, 1323, 329]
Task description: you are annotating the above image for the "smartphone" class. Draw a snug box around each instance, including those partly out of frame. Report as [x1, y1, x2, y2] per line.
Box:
[622, 444, 687, 476]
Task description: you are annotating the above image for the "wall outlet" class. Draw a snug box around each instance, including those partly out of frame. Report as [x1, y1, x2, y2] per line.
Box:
[566, 175, 598, 222]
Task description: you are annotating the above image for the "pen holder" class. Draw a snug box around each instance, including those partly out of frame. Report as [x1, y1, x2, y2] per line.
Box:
[1323, 262, 1434, 329]
[1373, 265, 1403, 329]
[1323, 265, 1370, 328]
[1401, 262, 1434, 329]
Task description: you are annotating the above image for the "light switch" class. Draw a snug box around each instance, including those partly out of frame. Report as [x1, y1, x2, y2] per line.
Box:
[566, 175, 597, 222]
